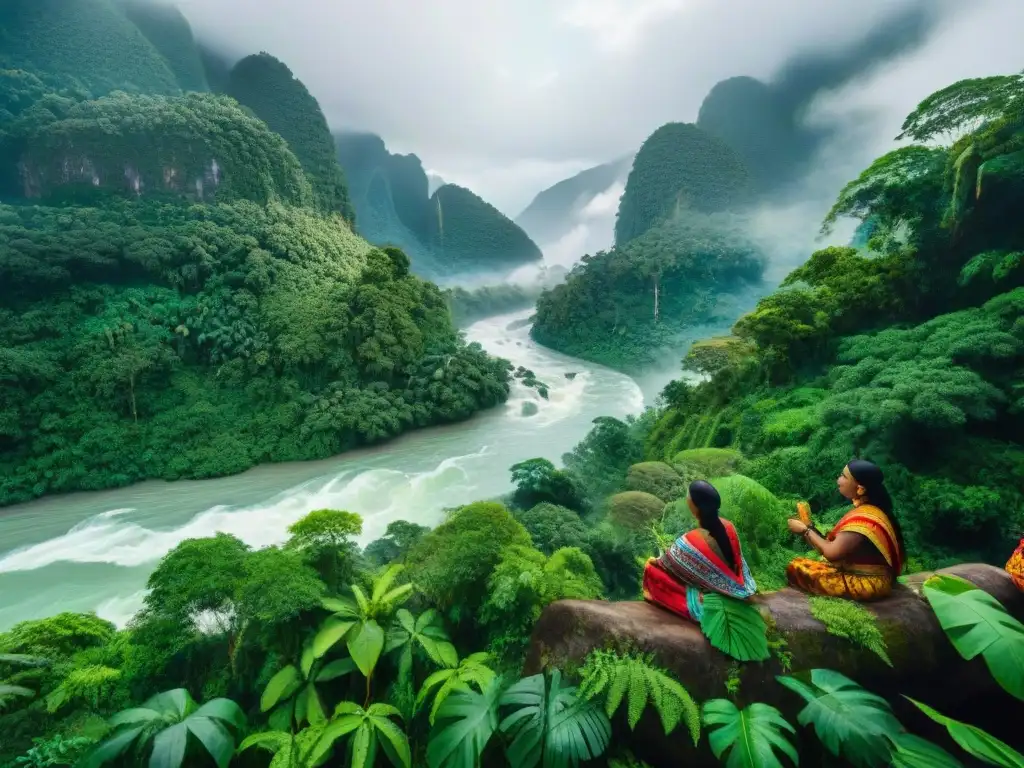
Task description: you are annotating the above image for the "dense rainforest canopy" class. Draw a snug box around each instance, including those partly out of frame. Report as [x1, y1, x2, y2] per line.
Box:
[614, 122, 751, 246]
[532, 212, 765, 369]
[0, 24, 512, 506]
[225, 53, 355, 223]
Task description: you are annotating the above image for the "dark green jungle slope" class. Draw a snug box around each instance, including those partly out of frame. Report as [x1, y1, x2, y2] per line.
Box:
[1, 27, 1024, 765]
[335, 131, 542, 277]
[0, 13, 512, 506]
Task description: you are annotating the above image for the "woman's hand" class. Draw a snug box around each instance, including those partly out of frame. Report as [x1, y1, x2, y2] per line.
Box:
[787, 518, 808, 536]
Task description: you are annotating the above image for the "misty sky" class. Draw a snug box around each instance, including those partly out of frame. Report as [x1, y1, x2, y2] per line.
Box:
[174, 0, 1024, 215]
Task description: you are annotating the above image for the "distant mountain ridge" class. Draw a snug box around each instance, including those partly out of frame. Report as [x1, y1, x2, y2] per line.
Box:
[335, 131, 542, 278]
[515, 157, 632, 247]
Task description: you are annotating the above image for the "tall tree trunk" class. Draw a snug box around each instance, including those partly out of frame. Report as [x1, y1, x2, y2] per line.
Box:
[128, 372, 138, 423]
[653, 275, 660, 323]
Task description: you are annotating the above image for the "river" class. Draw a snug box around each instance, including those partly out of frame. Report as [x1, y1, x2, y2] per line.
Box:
[0, 310, 649, 631]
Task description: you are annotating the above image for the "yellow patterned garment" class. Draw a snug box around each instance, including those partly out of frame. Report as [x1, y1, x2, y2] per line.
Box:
[1007, 538, 1024, 592]
[786, 557, 893, 601]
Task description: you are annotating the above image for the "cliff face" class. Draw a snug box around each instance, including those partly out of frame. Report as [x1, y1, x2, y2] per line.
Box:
[525, 564, 1023, 766]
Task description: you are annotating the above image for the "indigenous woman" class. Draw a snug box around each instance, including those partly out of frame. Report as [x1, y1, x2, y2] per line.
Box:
[1006, 536, 1024, 591]
[786, 460, 905, 601]
[642, 480, 757, 622]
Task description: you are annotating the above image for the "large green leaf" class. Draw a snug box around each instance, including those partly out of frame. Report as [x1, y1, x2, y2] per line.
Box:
[777, 669, 900, 768]
[317, 658, 357, 682]
[348, 620, 386, 678]
[700, 594, 770, 662]
[427, 677, 505, 768]
[185, 718, 235, 768]
[261, 665, 301, 712]
[193, 698, 247, 730]
[889, 733, 964, 768]
[80, 726, 145, 768]
[907, 698, 1024, 768]
[313, 617, 357, 659]
[499, 670, 611, 768]
[703, 699, 798, 768]
[923, 575, 1024, 701]
[150, 722, 188, 768]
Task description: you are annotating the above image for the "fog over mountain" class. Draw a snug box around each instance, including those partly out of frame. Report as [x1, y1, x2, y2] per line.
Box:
[164, 0, 1022, 216]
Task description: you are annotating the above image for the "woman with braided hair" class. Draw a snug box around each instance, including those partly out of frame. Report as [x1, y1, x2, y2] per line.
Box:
[642, 480, 757, 622]
[786, 459, 906, 601]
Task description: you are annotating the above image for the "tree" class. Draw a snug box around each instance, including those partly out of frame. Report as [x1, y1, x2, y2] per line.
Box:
[363, 521, 430, 567]
[897, 74, 1024, 144]
[287, 509, 364, 594]
[312, 565, 413, 702]
[81, 689, 245, 768]
[509, 458, 587, 513]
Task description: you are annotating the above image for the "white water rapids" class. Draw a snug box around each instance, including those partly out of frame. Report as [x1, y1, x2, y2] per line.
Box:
[0, 310, 647, 630]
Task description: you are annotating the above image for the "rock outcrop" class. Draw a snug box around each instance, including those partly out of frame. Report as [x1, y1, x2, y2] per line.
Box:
[524, 564, 1024, 765]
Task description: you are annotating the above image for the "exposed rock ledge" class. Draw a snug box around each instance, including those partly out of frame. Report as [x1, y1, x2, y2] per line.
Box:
[524, 564, 1024, 765]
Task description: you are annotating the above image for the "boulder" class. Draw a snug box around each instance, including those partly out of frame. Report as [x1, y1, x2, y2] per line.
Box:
[524, 564, 1024, 765]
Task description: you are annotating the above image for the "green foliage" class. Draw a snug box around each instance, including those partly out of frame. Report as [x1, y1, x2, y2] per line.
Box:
[499, 669, 611, 768]
[286, 509, 363, 594]
[385, 609, 457, 688]
[922, 574, 1024, 701]
[428, 184, 542, 272]
[481, 546, 603, 667]
[15, 91, 313, 206]
[777, 669, 902, 768]
[10, 734, 96, 767]
[808, 597, 892, 666]
[510, 458, 587, 512]
[0, 0, 180, 97]
[416, 653, 496, 726]
[625, 462, 685, 501]
[578, 650, 699, 742]
[259, 646, 356, 732]
[313, 565, 413, 679]
[699, 595, 769, 662]
[615, 123, 750, 245]
[513, 504, 589, 556]
[117, 0, 209, 92]
[702, 699, 798, 768]
[533, 212, 764, 370]
[711, 475, 790, 575]
[897, 74, 1024, 144]
[316, 701, 411, 768]
[0, 615, 114, 659]
[561, 416, 647, 502]
[0, 198, 511, 505]
[607, 492, 666, 531]
[888, 733, 965, 768]
[906, 698, 1024, 768]
[404, 503, 532, 625]
[425, 675, 503, 768]
[363, 521, 430, 567]
[671, 448, 743, 482]
[225, 53, 353, 221]
[82, 688, 245, 768]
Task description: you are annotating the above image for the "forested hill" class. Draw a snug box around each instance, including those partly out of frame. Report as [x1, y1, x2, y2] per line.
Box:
[0, 7, 513, 506]
[530, 122, 760, 370]
[335, 131, 543, 278]
[515, 156, 633, 246]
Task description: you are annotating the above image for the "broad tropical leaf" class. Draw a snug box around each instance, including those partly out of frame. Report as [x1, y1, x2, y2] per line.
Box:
[923, 574, 1024, 701]
[703, 699, 798, 768]
[777, 669, 900, 768]
[889, 733, 965, 768]
[262, 665, 302, 712]
[700, 594, 770, 662]
[499, 670, 611, 768]
[83, 689, 245, 768]
[427, 677, 505, 768]
[907, 698, 1024, 768]
[312, 701, 410, 768]
[348, 619, 386, 678]
[238, 727, 325, 768]
[387, 609, 458, 684]
[417, 653, 496, 724]
[0, 683, 35, 710]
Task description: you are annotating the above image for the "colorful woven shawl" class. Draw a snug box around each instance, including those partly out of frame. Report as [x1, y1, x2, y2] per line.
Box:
[659, 520, 757, 604]
[831, 503, 904, 575]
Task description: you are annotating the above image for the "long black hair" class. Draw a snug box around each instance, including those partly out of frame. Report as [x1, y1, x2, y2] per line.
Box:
[689, 480, 737, 573]
[848, 459, 906, 560]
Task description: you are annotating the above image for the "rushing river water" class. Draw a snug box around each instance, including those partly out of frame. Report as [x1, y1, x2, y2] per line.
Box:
[0, 310, 648, 631]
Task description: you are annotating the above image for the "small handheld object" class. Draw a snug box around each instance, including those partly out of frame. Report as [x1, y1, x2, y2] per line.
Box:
[797, 501, 812, 527]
